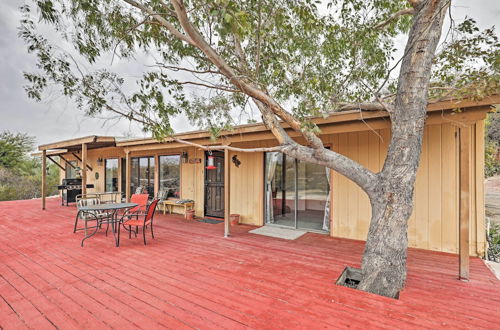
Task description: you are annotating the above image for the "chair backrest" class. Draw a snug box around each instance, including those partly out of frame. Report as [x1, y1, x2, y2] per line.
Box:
[145, 199, 160, 222]
[130, 194, 149, 207]
[76, 196, 101, 209]
[156, 189, 168, 201]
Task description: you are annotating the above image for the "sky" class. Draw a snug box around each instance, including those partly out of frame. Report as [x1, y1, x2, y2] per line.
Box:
[0, 0, 499, 147]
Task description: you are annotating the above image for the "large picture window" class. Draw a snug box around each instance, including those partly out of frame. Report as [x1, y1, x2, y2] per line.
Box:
[105, 158, 119, 192]
[159, 155, 180, 198]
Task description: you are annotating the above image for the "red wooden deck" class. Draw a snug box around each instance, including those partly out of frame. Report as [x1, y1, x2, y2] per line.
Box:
[0, 198, 498, 329]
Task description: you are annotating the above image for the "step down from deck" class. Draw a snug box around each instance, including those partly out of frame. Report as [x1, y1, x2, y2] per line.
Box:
[249, 226, 307, 240]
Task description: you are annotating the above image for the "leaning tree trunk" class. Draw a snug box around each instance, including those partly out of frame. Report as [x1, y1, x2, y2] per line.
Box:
[357, 0, 449, 298]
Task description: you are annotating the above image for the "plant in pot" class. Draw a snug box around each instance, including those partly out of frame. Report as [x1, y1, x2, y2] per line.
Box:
[186, 209, 195, 220]
[230, 214, 240, 225]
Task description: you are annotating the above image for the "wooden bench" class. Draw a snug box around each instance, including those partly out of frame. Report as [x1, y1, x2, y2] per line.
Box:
[162, 200, 195, 218]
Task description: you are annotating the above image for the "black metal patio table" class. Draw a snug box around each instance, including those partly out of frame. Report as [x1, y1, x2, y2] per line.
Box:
[78, 203, 137, 247]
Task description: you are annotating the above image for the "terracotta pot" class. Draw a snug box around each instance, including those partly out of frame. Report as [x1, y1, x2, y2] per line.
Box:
[230, 214, 240, 225]
[186, 209, 195, 220]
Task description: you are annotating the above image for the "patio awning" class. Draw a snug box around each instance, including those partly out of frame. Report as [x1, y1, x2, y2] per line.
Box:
[38, 135, 116, 152]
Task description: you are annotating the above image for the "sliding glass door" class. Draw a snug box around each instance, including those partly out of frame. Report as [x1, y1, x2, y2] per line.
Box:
[265, 152, 330, 232]
[130, 156, 155, 198]
[159, 155, 180, 198]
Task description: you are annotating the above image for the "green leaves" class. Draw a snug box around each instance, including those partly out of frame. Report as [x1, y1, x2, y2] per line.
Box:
[19, 0, 499, 142]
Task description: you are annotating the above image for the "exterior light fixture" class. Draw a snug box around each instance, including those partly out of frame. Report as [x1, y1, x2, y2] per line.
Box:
[206, 153, 217, 170]
[181, 152, 188, 163]
[97, 158, 104, 166]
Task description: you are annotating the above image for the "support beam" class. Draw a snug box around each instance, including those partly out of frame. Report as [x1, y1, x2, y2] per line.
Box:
[224, 149, 230, 238]
[125, 151, 131, 202]
[82, 143, 88, 196]
[59, 155, 77, 169]
[47, 155, 65, 171]
[42, 150, 47, 210]
[72, 152, 93, 171]
[459, 126, 471, 281]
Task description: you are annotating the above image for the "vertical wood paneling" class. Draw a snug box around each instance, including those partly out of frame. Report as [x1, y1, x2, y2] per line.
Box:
[357, 131, 370, 240]
[415, 128, 429, 250]
[441, 124, 458, 253]
[337, 133, 350, 237]
[428, 125, 442, 251]
[347, 132, 359, 239]
[475, 121, 486, 256]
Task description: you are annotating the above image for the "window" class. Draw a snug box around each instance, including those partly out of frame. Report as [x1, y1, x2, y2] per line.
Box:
[66, 160, 78, 179]
[130, 157, 155, 197]
[105, 159, 119, 192]
[159, 155, 180, 198]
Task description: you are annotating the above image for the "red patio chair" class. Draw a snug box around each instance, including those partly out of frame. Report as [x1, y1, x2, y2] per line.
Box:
[128, 193, 149, 216]
[120, 199, 160, 245]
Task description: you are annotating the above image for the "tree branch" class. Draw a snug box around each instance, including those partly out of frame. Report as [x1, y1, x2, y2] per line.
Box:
[374, 8, 415, 30]
[177, 81, 240, 93]
[122, 0, 196, 46]
[171, 138, 285, 153]
[169, 0, 325, 150]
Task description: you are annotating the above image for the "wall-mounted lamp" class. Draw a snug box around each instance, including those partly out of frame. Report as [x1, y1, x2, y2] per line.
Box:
[181, 152, 188, 163]
[97, 158, 104, 166]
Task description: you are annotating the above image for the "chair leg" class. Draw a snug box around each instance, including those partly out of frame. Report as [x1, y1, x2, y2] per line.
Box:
[151, 222, 154, 239]
[73, 212, 80, 233]
[143, 226, 147, 245]
[129, 225, 132, 239]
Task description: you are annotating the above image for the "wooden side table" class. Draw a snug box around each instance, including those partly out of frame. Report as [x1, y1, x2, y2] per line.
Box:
[162, 200, 194, 219]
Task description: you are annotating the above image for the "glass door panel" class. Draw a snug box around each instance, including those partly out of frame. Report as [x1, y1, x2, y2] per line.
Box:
[265, 153, 329, 232]
[297, 161, 329, 231]
[130, 156, 155, 198]
[265, 153, 295, 228]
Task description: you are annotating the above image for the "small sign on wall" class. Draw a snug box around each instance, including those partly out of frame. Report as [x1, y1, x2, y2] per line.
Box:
[189, 158, 202, 164]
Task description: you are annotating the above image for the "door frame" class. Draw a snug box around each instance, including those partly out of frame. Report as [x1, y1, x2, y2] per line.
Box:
[263, 152, 330, 233]
[204, 150, 225, 218]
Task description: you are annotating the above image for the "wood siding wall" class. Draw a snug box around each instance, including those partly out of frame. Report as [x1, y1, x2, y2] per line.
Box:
[328, 121, 486, 256]
[55, 116, 486, 256]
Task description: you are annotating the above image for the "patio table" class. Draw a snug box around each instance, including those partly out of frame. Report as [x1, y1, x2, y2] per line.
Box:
[78, 202, 137, 247]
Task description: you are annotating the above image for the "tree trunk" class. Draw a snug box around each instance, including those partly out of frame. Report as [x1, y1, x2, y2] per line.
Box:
[357, 0, 449, 298]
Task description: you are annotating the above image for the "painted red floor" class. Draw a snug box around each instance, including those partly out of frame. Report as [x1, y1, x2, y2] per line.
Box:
[0, 198, 499, 329]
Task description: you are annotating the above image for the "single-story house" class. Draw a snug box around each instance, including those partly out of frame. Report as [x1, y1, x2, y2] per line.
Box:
[36, 95, 500, 278]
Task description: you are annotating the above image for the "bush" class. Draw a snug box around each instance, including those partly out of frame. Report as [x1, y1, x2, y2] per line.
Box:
[487, 222, 500, 262]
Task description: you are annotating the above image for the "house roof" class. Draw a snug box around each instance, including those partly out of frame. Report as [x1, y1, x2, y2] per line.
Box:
[36, 95, 500, 151]
[115, 95, 500, 148]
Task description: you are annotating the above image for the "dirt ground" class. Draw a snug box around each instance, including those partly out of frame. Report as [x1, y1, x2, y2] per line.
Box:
[485, 175, 500, 226]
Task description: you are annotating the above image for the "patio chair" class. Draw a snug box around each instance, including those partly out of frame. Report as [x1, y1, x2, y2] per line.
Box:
[121, 199, 160, 245]
[74, 196, 113, 233]
[128, 193, 149, 217]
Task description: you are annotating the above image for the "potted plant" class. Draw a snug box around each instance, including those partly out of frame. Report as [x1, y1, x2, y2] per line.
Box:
[230, 214, 240, 225]
[186, 209, 195, 220]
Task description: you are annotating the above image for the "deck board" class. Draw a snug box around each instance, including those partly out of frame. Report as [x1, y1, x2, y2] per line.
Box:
[0, 198, 498, 329]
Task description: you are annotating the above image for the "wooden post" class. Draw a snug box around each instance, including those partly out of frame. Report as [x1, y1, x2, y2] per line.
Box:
[82, 143, 87, 196]
[224, 149, 230, 238]
[459, 126, 470, 281]
[125, 151, 131, 202]
[42, 150, 47, 210]
[154, 154, 159, 198]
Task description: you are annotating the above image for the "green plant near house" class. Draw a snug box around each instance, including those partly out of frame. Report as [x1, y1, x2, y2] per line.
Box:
[487, 223, 500, 262]
[485, 111, 500, 178]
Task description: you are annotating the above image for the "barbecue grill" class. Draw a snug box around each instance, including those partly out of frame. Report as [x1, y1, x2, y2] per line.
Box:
[57, 178, 94, 206]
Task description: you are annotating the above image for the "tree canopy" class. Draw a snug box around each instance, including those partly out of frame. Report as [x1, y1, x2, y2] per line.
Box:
[19, 0, 498, 139]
